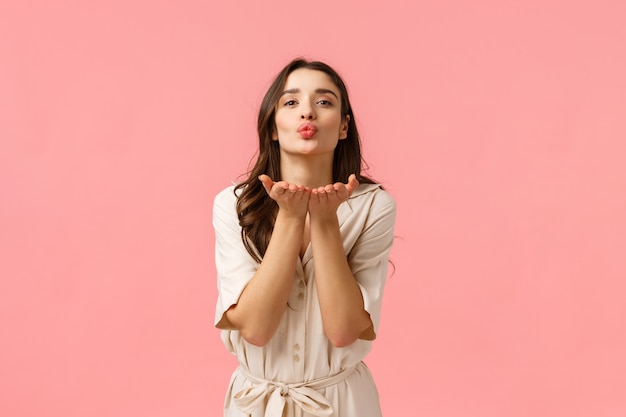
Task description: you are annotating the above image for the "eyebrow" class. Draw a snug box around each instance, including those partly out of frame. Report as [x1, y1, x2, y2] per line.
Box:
[281, 88, 339, 99]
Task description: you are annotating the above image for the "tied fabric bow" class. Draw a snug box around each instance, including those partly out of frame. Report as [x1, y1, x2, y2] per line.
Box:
[233, 365, 357, 417]
[234, 381, 333, 416]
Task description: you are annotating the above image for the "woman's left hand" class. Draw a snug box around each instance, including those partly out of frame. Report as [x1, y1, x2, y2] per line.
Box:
[308, 174, 359, 219]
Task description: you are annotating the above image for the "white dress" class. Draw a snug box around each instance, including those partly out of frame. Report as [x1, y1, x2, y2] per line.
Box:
[213, 183, 396, 417]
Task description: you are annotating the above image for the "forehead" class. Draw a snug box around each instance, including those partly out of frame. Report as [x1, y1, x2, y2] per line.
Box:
[283, 68, 340, 95]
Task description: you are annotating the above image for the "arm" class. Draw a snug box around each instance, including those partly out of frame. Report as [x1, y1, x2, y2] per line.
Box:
[223, 176, 309, 346]
[308, 175, 372, 347]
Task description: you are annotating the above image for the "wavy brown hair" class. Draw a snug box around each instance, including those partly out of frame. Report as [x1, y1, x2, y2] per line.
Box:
[235, 58, 376, 262]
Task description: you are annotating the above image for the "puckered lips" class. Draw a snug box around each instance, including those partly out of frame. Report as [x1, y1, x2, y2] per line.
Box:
[297, 122, 317, 139]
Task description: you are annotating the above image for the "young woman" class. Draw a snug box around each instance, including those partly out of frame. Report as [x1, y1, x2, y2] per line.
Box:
[213, 58, 396, 416]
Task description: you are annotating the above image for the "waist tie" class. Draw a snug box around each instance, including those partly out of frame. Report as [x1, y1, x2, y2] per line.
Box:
[233, 364, 357, 417]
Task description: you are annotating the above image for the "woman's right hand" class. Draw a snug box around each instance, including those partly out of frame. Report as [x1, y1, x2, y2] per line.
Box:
[258, 175, 310, 218]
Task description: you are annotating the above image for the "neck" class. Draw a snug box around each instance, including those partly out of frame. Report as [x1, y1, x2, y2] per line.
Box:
[279, 153, 334, 188]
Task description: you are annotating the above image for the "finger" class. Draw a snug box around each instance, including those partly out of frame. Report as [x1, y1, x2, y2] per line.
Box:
[274, 181, 290, 192]
[346, 174, 359, 193]
[258, 175, 274, 194]
[335, 183, 349, 200]
[299, 189, 310, 201]
[316, 189, 328, 203]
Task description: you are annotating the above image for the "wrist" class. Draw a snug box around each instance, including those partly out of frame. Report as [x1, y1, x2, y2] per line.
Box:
[276, 209, 307, 224]
[309, 211, 339, 226]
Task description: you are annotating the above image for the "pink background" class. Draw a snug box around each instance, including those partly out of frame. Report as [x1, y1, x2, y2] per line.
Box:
[1, 1, 625, 416]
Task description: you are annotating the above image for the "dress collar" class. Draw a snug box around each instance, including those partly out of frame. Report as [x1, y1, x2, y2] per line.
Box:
[337, 183, 381, 228]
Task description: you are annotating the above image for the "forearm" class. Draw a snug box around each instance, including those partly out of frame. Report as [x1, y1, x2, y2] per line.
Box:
[226, 211, 304, 346]
[310, 215, 371, 347]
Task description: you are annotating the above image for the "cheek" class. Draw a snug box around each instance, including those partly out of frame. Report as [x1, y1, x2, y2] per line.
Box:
[274, 113, 289, 131]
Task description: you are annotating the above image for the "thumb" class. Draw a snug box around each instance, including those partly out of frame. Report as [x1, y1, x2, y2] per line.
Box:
[346, 174, 359, 193]
[258, 174, 274, 194]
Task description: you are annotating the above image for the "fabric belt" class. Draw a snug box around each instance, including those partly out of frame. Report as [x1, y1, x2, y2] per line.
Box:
[233, 364, 358, 417]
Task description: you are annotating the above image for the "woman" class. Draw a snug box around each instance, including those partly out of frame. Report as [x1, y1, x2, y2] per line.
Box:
[213, 58, 396, 416]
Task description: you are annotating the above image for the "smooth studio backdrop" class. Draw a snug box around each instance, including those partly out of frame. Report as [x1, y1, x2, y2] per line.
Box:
[1, 1, 625, 416]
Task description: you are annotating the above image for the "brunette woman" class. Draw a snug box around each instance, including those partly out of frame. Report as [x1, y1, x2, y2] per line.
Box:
[213, 58, 396, 416]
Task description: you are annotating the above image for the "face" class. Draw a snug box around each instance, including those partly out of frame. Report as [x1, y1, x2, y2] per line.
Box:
[272, 68, 349, 159]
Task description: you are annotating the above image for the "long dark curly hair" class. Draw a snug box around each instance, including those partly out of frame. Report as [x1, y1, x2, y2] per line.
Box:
[235, 58, 375, 262]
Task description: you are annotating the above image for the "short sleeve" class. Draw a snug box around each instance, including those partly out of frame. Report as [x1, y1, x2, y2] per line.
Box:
[213, 186, 259, 329]
[348, 189, 396, 340]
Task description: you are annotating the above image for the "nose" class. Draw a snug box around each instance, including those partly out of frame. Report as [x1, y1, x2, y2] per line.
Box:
[300, 103, 315, 120]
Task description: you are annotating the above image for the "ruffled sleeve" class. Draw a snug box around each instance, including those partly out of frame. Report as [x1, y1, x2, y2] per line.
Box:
[347, 188, 396, 340]
[213, 186, 259, 329]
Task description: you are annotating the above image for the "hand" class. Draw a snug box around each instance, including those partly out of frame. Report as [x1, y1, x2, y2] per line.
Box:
[308, 174, 359, 219]
[258, 175, 310, 219]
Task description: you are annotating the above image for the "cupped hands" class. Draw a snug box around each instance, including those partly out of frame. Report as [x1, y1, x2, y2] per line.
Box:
[258, 174, 359, 218]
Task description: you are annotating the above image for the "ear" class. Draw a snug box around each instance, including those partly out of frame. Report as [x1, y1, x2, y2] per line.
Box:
[339, 115, 350, 140]
[271, 129, 278, 141]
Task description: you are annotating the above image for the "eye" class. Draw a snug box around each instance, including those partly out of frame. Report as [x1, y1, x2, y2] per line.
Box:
[284, 100, 297, 106]
[317, 99, 332, 106]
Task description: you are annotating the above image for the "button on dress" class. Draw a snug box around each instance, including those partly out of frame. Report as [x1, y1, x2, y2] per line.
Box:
[213, 183, 396, 417]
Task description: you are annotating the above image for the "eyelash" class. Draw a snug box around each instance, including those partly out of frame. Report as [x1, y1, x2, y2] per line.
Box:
[283, 99, 332, 106]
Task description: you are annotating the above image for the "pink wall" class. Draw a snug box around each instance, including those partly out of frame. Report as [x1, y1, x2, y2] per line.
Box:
[1, 1, 625, 416]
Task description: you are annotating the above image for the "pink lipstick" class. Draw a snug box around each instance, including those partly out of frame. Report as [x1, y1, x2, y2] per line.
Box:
[297, 122, 317, 139]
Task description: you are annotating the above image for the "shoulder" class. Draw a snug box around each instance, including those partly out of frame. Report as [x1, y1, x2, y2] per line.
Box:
[345, 183, 396, 231]
[213, 184, 242, 207]
[349, 183, 396, 212]
[212, 184, 242, 224]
